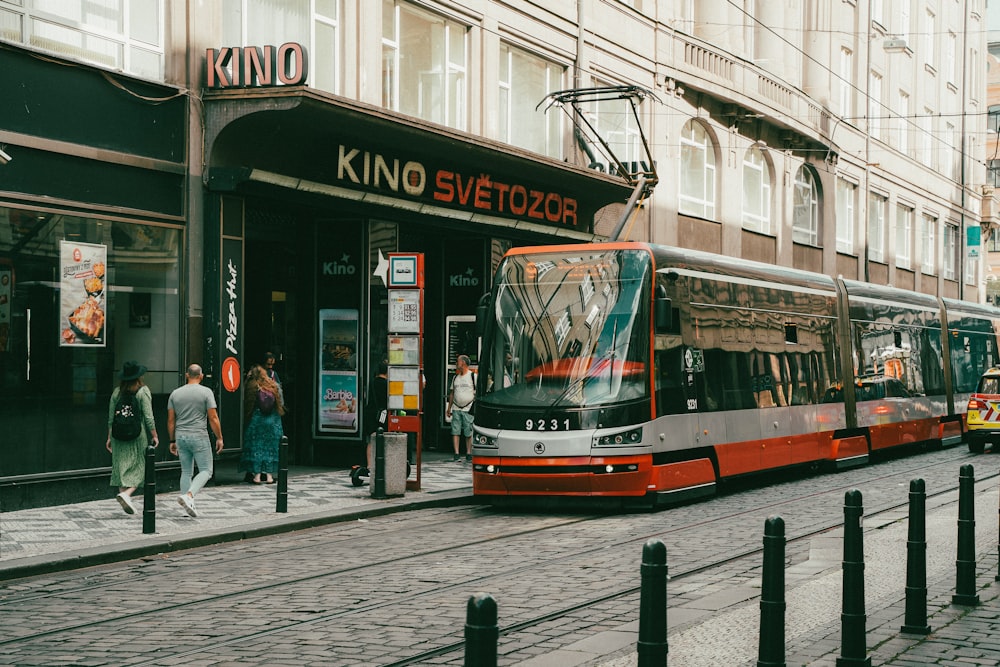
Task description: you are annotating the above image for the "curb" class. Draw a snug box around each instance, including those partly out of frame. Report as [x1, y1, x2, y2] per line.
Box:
[0, 488, 478, 582]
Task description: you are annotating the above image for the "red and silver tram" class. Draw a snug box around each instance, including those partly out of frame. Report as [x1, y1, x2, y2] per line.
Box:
[471, 242, 1000, 506]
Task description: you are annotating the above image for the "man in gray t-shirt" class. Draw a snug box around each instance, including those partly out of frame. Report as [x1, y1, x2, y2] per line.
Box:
[167, 364, 223, 517]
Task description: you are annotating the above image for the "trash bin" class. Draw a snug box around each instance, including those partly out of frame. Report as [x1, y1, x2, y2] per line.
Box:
[370, 431, 407, 497]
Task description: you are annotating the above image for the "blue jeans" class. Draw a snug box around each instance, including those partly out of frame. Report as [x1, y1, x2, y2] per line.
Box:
[177, 434, 213, 496]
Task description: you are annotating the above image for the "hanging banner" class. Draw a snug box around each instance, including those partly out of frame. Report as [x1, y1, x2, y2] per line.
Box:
[318, 308, 359, 432]
[967, 225, 981, 259]
[59, 241, 107, 347]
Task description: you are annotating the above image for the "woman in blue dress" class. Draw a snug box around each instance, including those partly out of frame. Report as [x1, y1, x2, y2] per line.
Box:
[239, 364, 284, 484]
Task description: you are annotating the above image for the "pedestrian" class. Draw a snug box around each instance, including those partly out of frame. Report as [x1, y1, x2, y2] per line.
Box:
[446, 354, 476, 462]
[106, 360, 159, 514]
[167, 364, 224, 517]
[263, 351, 282, 387]
[240, 364, 284, 484]
[364, 360, 389, 475]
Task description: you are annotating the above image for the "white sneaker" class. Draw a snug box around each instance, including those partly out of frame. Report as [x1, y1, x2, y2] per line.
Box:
[177, 493, 197, 517]
[116, 492, 136, 515]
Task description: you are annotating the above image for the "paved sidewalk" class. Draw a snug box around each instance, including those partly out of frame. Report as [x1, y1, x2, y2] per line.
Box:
[0, 450, 476, 581]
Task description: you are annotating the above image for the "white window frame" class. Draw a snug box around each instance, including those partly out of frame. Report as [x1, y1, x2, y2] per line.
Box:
[897, 91, 909, 156]
[836, 177, 856, 254]
[943, 222, 958, 279]
[741, 145, 772, 234]
[896, 204, 913, 269]
[498, 42, 564, 159]
[919, 213, 936, 274]
[923, 8, 935, 70]
[792, 166, 820, 246]
[869, 71, 882, 140]
[0, 0, 166, 80]
[840, 47, 853, 118]
[679, 120, 717, 219]
[381, 1, 468, 130]
[868, 192, 887, 262]
[946, 32, 957, 86]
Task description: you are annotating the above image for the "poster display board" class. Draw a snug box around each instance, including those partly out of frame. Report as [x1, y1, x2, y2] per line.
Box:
[318, 308, 359, 433]
[59, 241, 107, 347]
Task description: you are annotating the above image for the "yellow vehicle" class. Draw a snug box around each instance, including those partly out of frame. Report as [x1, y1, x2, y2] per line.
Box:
[965, 366, 1000, 453]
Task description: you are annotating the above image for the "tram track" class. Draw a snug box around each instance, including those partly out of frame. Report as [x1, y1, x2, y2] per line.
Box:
[0, 446, 993, 665]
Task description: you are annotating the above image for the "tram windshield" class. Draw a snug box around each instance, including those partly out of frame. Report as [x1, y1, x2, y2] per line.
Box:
[480, 248, 651, 409]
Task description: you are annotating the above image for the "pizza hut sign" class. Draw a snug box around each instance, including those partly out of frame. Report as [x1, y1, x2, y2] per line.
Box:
[206, 42, 309, 89]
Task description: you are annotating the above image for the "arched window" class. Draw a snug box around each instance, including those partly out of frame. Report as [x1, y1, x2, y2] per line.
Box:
[679, 120, 716, 219]
[742, 145, 772, 233]
[792, 165, 820, 245]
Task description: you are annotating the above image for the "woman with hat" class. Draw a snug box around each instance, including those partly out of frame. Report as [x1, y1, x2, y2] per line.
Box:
[106, 360, 159, 514]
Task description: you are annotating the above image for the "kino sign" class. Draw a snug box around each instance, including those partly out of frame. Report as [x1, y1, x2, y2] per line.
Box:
[206, 42, 308, 88]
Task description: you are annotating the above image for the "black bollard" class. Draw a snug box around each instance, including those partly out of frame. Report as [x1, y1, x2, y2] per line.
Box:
[901, 478, 931, 633]
[372, 427, 387, 499]
[952, 464, 981, 606]
[276, 435, 288, 513]
[464, 592, 498, 667]
[142, 444, 156, 534]
[996, 483, 1000, 582]
[837, 489, 871, 667]
[758, 516, 786, 667]
[637, 538, 668, 666]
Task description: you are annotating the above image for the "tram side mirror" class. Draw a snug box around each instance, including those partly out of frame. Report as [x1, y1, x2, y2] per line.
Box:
[655, 294, 673, 333]
[475, 293, 490, 336]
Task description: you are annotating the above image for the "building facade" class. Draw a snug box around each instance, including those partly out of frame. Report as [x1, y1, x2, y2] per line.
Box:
[0, 0, 990, 506]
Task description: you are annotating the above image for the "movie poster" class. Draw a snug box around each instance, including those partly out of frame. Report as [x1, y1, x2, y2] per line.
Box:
[59, 241, 107, 347]
[318, 309, 359, 433]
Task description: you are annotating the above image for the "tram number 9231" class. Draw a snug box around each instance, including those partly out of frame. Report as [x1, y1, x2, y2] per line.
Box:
[526, 418, 571, 431]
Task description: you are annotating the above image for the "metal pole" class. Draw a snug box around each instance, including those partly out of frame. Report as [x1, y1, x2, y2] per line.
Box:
[637, 538, 668, 666]
[953, 463, 980, 605]
[276, 435, 288, 513]
[837, 489, 871, 667]
[901, 478, 931, 634]
[464, 592, 498, 667]
[372, 427, 387, 499]
[758, 516, 786, 667]
[142, 444, 156, 535]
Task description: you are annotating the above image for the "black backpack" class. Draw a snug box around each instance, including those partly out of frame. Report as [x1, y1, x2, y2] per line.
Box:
[111, 391, 143, 440]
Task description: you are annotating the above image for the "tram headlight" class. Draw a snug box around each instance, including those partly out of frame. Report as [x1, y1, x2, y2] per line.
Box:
[593, 427, 643, 446]
[472, 431, 497, 448]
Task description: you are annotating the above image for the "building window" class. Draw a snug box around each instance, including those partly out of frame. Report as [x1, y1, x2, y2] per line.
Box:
[836, 177, 856, 254]
[896, 203, 913, 269]
[943, 223, 958, 280]
[946, 32, 957, 86]
[0, 0, 165, 80]
[839, 47, 853, 118]
[919, 213, 936, 274]
[868, 192, 887, 262]
[897, 91, 909, 156]
[989, 160, 1000, 188]
[499, 43, 563, 158]
[988, 231, 1000, 253]
[679, 120, 716, 219]
[382, 1, 468, 130]
[741, 145, 771, 233]
[923, 9, 935, 70]
[594, 78, 643, 170]
[792, 165, 819, 246]
[222, 0, 339, 93]
[920, 108, 933, 167]
[871, 0, 884, 26]
[946, 121, 958, 180]
[869, 71, 882, 140]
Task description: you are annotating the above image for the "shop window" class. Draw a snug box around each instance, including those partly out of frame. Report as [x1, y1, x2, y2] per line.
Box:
[499, 43, 564, 158]
[382, 1, 468, 130]
[0, 207, 182, 476]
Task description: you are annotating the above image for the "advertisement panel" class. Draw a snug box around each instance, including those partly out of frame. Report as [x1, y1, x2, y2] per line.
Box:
[59, 241, 107, 347]
[319, 309, 359, 433]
